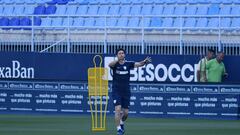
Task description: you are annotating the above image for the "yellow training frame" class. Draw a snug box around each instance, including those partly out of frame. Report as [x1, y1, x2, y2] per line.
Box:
[88, 55, 108, 131]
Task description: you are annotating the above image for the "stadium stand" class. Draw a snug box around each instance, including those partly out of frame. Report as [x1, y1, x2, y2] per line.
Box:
[0, 0, 239, 55]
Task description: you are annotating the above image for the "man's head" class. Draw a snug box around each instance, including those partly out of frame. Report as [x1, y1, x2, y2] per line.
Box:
[216, 51, 225, 63]
[116, 48, 126, 61]
[207, 49, 215, 60]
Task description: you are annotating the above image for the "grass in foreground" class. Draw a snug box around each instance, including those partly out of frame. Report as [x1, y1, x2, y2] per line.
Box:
[0, 114, 240, 135]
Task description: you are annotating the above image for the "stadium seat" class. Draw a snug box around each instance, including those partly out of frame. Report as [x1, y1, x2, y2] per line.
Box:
[51, 18, 63, 27]
[231, 18, 240, 28]
[173, 18, 183, 27]
[13, 5, 25, 15]
[108, 5, 120, 15]
[185, 6, 197, 15]
[0, 17, 9, 28]
[34, 17, 41, 26]
[174, 6, 186, 15]
[76, 5, 88, 15]
[87, 5, 99, 15]
[150, 17, 162, 27]
[3, 5, 14, 15]
[45, 5, 56, 14]
[128, 17, 140, 27]
[34, 5, 46, 15]
[24, 5, 34, 15]
[62, 17, 74, 26]
[66, 5, 77, 15]
[207, 18, 219, 28]
[184, 18, 196, 28]
[196, 6, 208, 15]
[231, 6, 240, 15]
[14, 0, 25, 4]
[9, 17, 20, 30]
[98, 5, 109, 15]
[140, 17, 151, 27]
[119, 5, 131, 15]
[116, 17, 128, 27]
[208, 4, 220, 15]
[55, 5, 67, 15]
[0, 5, 3, 14]
[130, 5, 141, 15]
[73, 18, 84, 27]
[162, 6, 174, 15]
[141, 5, 152, 15]
[162, 18, 173, 27]
[3, 0, 14, 4]
[84, 17, 95, 27]
[152, 5, 163, 15]
[107, 18, 117, 27]
[220, 18, 231, 28]
[95, 17, 105, 27]
[219, 6, 231, 15]
[196, 18, 208, 28]
[20, 17, 31, 30]
[41, 18, 52, 29]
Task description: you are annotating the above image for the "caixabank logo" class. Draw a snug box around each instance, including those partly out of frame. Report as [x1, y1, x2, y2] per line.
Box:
[104, 57, 198, 82]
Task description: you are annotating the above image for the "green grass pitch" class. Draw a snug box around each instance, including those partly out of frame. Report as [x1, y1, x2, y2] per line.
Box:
[0, 114, 240, 135]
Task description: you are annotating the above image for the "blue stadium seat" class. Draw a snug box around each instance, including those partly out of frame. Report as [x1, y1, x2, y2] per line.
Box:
[0, 5, 3, 14]
[130, 5, 141, 15]
[55, 5, 67, 15]
[13, 5, 25, 15]
[24, 0, 35, 4]
[3, 5, 14, 15]
[34, 5, 46, 15]
[3, 0, 14, 4]
[152, 5, 163, 15]
[45, 5, 56, 14]
[221, 0, 233, 4]
[24, 5, 35, 14]
[231, 18, 240, 28]
[76, 5, 88, 15]
[98, 5, 109, 15]
[9, 17, 20, 30]
[176, 0, 188, 4]
[141, 5, 152, 15]
[128, 17, 140, 27]
[208, 4, 219, 15]
[14, 0, 25, 4]
[41, 18, 52, 29]
[66, 5, 77, 14]
[185, 6, 197, 15]
[196, 18, 208, 28]
[0, 17, 9, 29]
[162, 6, 174, 15]
[207, 18, 219, 28]
[116, 17, 128, 27]
[20, 17, 31, 30]
[231, 6, 240, 15]
[173, 18, 183, 27]
[220, 18, 231, 28]
[107, 18, 117, 27]
[140, 18, 151, 27]
[95, 18, 105, 27]
[73, 18, 84, 27]
[196, 6, 208, 15]
[84, 18, 95, 27]
[196, 0, 209, 4]
[119, 5, 131, 15]
[87, 5, 99, 15]
[174, 6, 186, 15]
[34, 17, 41, 26]
[108, 5, 120, 15]
[62, 17, 74, 26]
[219, 6, 231, 15]
[184, 18, 196, 28]
[162, 18, 173, 27]
[51, 18, 63, 26]
[186, 0, 198, 4]
[150, 17, 162, 27]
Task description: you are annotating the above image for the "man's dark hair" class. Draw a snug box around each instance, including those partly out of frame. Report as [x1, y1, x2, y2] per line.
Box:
[116, 48, 126, 55]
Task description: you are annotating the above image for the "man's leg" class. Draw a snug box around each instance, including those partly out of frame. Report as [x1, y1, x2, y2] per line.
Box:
[115, 105, 122, 129]
[122, 108, 129, 122]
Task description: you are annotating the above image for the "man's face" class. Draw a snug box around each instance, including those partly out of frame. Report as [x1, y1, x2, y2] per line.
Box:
[117, 50, 125, 61]
[217, 53, 224, 62]
[207, 51, 214, 59]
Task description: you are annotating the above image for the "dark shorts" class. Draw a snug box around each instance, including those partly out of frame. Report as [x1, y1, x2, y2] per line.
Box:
[112, 93, 130, 109]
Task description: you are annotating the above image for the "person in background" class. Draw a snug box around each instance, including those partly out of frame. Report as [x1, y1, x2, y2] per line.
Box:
[206, 51, 228, 82]
[197, 49, 215, 82]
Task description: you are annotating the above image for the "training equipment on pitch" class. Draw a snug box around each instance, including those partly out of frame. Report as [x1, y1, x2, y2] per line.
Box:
[88, 55, 109, 131]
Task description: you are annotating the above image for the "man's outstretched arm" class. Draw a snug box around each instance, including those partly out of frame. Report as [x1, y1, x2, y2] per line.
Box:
[134, 56, 152, 68]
